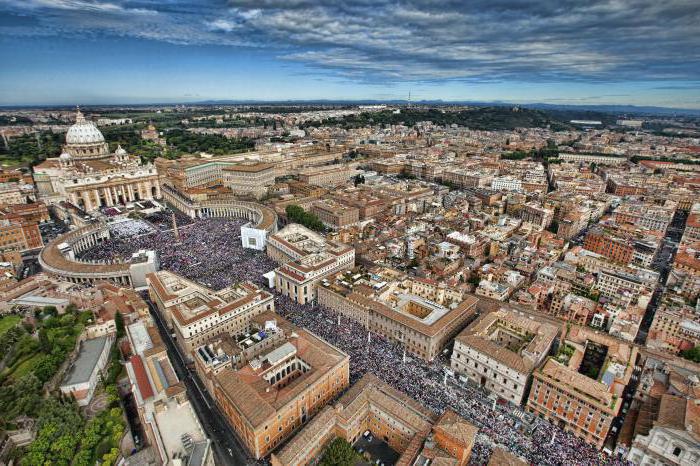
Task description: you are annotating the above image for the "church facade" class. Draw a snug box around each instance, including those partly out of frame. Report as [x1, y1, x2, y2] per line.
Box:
[33, 109, 161, 212]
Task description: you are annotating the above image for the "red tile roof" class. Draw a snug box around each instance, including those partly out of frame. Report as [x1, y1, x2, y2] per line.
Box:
[130, 355, 154, 401]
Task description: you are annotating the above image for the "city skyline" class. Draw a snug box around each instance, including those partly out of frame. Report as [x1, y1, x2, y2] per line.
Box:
[1, 0, 699, 108]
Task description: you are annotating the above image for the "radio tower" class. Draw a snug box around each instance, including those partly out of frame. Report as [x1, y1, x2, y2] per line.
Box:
[408, 90, 412, 108]
[171, 212, 180, 242]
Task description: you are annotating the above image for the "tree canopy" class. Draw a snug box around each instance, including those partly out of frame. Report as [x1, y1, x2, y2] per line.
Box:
[319, 438, 360, 466]
[285, 204, 326, 232]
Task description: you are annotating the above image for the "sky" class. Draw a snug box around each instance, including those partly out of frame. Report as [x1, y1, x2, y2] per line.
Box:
[1, 0, 699, 108]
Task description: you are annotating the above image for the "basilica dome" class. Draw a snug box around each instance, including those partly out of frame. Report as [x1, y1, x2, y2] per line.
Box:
[65, 109, 105, 145]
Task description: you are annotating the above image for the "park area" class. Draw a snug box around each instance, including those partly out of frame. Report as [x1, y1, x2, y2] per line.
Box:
[0, 308, 127, 465]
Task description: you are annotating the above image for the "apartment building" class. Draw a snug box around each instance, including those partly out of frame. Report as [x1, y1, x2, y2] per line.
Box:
[519, 203, 554, 229]
[612, 203, 674, 233]
[0, 202, 50, 224]
[647, 299, 700, 355]
[0, 218, 43, 254]
[584, 226, 659, 267]
[451, 310, 557, 404]
[667, 244, 700, 300]
[491, 177, 522, 192]
[317, 268, 479, 361]
[209, 312, 350, 459]
[680, 207, 700, 246]
[271, 373, 477, 466]
[606, 177, 647, 196]
[595, 268, 657, 305]
[446, 231, 488, 259]
[146, 270, 275, 356]
[267, 223, 355, 304]
[298, 163, 358, 187]
[526, 326, 638, 448]
[310, 199, 360, 229]
[0, 182, 32, 205]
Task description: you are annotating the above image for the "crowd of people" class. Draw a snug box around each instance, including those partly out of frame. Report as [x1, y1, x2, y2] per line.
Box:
[108, 219, 155, 238]
[79, 214, 630, 466]
[79, 215, 279, 291]
[272, 294, 630, 466]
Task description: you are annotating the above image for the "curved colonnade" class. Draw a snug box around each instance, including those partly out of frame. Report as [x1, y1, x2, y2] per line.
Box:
[38, 193, 278, 286]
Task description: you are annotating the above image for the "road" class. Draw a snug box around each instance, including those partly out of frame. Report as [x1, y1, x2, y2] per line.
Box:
[146, 299, 256, 466]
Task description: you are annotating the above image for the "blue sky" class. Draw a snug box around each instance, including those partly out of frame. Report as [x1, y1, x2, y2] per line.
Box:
[1, 0, 699, 108]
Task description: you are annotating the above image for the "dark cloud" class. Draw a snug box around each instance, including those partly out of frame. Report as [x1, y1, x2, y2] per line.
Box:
[1, 0, 699, 83]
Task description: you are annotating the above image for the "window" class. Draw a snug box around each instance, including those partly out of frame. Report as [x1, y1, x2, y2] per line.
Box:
[672, 447, 682, 457]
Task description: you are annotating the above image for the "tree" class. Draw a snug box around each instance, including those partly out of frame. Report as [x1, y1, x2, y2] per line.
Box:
[39, 328, 51, 354]
[285, 204, 326, 232]
[680, 346, 700, 363]
[353, 174, 366, 187]
[114, 311, 125, 339]
[320, 438, 358, 466]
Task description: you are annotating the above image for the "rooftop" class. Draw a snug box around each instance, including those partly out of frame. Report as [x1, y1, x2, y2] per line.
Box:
[456, 309, 558, 373]
[62, 336, 111, 386]
[214, 313, 348, 429]
[147, 271, 272, 327]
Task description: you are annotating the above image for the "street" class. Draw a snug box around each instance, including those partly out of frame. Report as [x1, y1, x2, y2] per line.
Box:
[146, 299, 256, 466]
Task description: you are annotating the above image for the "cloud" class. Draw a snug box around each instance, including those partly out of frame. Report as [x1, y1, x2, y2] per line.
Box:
[1, 0, 699, 84]
[206, 18, 239, 32]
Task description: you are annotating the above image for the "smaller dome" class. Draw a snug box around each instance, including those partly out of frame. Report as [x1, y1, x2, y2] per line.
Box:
[59, 151, 72, 160]
[115, 144, 127, 156]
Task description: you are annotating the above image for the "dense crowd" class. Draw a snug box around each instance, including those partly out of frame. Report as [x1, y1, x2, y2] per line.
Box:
[108, 219, 155, 238]
[79, 215, 278, 290]
[80, 214, 629, 466]
[273, 295, 630, 466]
[145, 210, 194, 231]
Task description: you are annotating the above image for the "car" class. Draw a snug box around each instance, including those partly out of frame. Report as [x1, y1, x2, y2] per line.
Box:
[363, 430, 371, 438]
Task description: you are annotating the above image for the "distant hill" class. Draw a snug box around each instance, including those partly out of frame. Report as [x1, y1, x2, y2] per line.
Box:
[190, 99, 700, 117]
[301, 106, 574, 131]
[3, 100, 699, 117]
[521, 103, 700, 117]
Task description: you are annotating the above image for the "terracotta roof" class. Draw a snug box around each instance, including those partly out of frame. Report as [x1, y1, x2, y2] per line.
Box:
[536, 359, 614, 409]
[347, 292, 478, 337]
[455, 310, 557, 373]
[655, 393, 699, 442]
[130, 355, 155, 401]
[214, 325, 348, 429]
[434, 410, 478, 449]
[487, 447, 528, 466]
[222, 163, 275, 172]
[39, 225, 130, 275]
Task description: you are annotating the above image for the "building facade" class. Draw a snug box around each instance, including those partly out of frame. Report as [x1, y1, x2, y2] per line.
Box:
[33, 109, 161, 211]
[209, 312, 350, 459]
[147, 270, 275, 356]
[271, 373, 477, 466]
[451, 310, 557, 404]
[267, 223, 355, 304]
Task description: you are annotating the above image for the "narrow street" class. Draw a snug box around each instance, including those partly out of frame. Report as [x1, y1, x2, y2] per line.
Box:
[146, 299, 255, 466]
